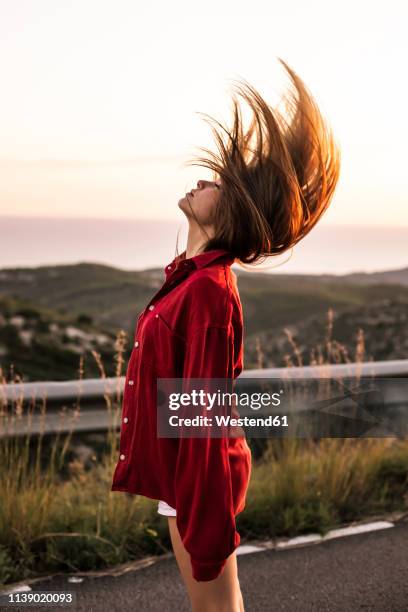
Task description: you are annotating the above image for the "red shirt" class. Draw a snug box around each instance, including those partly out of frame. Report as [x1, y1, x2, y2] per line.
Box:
[111, 248, 252, 581]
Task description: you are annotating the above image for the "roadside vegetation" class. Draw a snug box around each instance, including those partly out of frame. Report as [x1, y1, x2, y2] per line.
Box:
[0, 312, 407, 587]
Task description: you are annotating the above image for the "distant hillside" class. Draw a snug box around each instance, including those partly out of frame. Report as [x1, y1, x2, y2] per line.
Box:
[1, 262, 407, 380]
[234, 265, 408, 287]
[0, 294, 126, 382]
[308, 267, 408, 286]
[244, 296, 408, 369]
[0, 263, 161, 334]
[2, 262, 408, 335]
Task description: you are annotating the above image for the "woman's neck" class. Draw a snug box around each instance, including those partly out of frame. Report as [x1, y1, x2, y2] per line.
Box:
[185, 223, 213, 259]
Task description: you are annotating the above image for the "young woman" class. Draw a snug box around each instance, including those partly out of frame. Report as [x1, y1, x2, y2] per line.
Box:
[111, 58, 341, 611]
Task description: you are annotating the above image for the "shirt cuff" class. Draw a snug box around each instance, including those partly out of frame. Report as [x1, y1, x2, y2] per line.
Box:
[191, 557, 228, 582]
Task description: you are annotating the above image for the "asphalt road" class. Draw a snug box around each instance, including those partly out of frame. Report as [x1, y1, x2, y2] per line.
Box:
[2, 520, 408, 612]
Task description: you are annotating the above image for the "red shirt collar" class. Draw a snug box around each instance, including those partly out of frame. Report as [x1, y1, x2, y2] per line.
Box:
[164, 248, 235, 278]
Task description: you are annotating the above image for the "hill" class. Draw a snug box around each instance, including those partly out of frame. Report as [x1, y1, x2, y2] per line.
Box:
[0, 294, 124, 382]
[0, 262, 407, 380]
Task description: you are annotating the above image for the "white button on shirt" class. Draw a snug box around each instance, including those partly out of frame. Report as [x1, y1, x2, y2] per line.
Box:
[148, 305, 155, 310]
[120, 454, 126, 460]
[134, 341, 139, 348]
[128, 380, 134, 385]
[123, 417, 129, 423]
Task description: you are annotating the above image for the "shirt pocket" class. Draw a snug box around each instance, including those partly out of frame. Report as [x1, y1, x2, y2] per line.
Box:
[149, 311, 186, 377]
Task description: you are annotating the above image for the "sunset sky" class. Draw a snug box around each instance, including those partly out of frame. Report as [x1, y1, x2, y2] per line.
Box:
[0, 0, 407, 227]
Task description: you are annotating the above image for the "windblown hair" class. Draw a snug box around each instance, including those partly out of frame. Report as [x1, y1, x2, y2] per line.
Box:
[180, 58, 341, 265]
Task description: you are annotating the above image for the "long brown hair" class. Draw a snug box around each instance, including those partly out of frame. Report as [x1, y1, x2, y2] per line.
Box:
[178, 58, 341, 266]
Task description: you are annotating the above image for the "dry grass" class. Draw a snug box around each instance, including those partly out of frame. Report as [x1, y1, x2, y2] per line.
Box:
[0, 309, 407, 586]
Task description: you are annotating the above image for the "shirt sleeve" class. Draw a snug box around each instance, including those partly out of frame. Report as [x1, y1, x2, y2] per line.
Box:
[174, 323, 240, 582]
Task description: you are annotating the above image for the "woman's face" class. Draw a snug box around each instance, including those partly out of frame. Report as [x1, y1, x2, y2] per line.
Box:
[178, 179, 222, 227]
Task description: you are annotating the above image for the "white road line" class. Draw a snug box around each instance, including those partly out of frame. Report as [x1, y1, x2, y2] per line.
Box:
[276, 534, 323, 548]
[237, 520, 395, 555]
[1, 584, 32, 595]
[322, 521, 394, 540]
[236, 544, 267, 555]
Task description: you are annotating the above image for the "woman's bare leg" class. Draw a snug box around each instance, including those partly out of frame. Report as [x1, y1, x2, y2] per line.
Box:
[168, 516, 245, 612]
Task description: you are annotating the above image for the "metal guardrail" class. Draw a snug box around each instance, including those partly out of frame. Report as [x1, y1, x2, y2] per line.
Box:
[1, 360, 407, 438]
[2, 360, 408, 404]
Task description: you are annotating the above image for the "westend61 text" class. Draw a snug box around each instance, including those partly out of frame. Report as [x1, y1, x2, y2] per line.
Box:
[168, 415, 288, 427]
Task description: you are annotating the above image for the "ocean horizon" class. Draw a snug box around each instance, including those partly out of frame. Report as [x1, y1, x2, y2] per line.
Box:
[0, 215, 407, 276]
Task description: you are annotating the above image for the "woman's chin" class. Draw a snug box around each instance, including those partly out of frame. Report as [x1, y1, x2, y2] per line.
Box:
[178, 196, 188, 211]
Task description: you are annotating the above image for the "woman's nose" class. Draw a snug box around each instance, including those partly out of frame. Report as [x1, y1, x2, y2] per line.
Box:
[197, 180, 205, 189]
